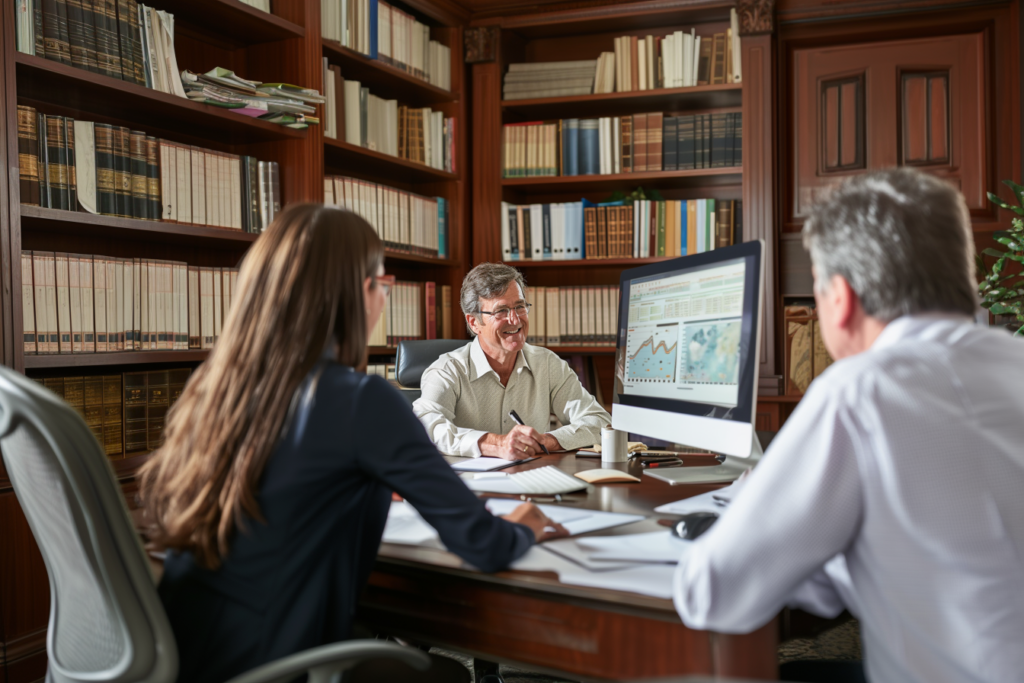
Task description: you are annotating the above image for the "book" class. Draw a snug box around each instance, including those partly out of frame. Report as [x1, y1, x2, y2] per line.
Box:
[17, 106, 41, 206]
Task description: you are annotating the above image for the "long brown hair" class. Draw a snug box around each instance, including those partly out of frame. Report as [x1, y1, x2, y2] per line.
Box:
[139, 204, 384, 569]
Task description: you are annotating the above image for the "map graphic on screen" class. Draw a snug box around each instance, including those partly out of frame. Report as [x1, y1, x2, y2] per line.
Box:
[681, 321, 742, 384]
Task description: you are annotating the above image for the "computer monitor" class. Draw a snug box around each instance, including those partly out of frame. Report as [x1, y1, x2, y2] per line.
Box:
[611, 240, 764, 484]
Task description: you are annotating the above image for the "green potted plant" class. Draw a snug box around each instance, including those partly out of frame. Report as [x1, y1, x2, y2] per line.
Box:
[978, 180, 1024, 336]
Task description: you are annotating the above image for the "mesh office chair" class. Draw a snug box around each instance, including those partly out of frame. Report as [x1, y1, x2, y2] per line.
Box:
[0, 365, 429, 683]
[394, 339, 468, 403]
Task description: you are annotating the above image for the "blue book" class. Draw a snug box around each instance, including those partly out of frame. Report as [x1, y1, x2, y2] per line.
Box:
[368, 0, 378, 59]
[436, 197, 447, 258]
[680, 200, 688, 255]
[579, 119, 599, 175]
[564, 119, 579, 176]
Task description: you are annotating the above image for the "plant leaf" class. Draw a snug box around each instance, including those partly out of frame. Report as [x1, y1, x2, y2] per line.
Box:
[989, 192, 1024, 216]
[982, 248, 1006, 258]
[1002, 180, 1024, 206]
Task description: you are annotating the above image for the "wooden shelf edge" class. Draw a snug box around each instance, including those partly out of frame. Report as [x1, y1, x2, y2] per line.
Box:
[325, 138, 458, 181]
[25, 351, 210, 369]
[385, 249, 459, 266]
[321, 39, 458, 103]
[16, 53, 307, 142]
[502, 167, 742, 187]
[544, 346, 617, 354]
[509, 257, 675, 268]
[20, 206, 259, 243]
[501, 84, 741, 109]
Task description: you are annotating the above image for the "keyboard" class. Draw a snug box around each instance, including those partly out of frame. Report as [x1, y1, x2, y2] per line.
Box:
[507, 466, 587, 495]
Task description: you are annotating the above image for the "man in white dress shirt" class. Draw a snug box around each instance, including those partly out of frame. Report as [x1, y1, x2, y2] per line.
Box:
[413, 263, 610, 459]
[673, 169, 1024, 683]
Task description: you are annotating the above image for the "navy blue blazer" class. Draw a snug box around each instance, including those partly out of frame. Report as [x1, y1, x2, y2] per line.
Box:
[158, 363, 534, 683]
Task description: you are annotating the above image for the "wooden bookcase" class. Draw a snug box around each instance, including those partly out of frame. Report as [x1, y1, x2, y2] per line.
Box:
[322, 7, 471, 357]
[0, 0, 468, 676]
[468, 0, 777, 404]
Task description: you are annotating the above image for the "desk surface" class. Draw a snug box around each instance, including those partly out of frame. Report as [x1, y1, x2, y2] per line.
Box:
[359, 452, 778, 681]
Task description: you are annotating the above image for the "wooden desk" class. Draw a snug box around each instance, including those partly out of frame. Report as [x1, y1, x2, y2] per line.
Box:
[356, 453, 778, 681]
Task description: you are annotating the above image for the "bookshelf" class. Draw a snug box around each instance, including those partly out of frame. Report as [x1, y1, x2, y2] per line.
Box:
[470, 1, 776, 406]
[320, 3, 471, 358]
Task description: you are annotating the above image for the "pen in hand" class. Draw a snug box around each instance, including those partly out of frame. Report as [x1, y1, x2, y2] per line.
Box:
[508, 409, 550, 454]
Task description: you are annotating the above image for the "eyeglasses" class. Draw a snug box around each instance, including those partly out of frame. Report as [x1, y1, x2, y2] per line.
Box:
[375, 274, 396, 296]
[479, 303, 532, 322]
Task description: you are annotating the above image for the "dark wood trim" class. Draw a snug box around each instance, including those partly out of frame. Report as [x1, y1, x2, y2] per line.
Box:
[502, 84, 741, 119]
[20, 206, 259, 247]
[384, 250, 461, 266]
[777, 0, 1011, 25]
[144, 0, 306, 44]
[24, 351, 210, 369]
[742, 34, 779, 379]
[511, 256, 677, 267]
[14, 54, 307, 147]
[321, 40, 459, 105]
[472, 0, 733, 33]
[0, 630, 47, 666]
[324, 139, 458, 183]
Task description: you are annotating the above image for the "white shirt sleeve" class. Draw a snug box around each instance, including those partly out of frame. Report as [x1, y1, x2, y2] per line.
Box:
[546, 355, 612, 451]
[413, 363, 486, 458]
[673, 381, 864, 633]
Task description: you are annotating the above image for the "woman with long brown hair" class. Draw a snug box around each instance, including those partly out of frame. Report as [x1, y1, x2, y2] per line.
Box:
[140, 204, 563, 682]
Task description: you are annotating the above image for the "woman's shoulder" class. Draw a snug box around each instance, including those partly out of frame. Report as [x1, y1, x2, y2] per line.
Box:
[316, 363, 404, 405]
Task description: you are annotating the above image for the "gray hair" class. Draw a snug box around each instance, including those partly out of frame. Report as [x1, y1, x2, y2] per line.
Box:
[460, 263, 527, 335]
[802, 168, 977, 321]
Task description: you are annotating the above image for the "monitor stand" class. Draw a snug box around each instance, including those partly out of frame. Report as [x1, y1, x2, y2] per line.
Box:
[643, 433, 765, 485]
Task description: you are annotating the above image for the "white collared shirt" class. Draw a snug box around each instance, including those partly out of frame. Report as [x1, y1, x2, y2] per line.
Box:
[412, 337, 611, 457]
[673, 314, 1024, 683]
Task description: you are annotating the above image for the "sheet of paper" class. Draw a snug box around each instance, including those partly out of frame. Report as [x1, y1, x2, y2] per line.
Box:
[484, 500, 645, 536]
[382, 502, 443, 546]
[451, 457, 514, 472]
[653, 481, 742, 515]
[580, 531, 690, 564]
[463, 476, 525, 494]
[511, 546, 678, 600]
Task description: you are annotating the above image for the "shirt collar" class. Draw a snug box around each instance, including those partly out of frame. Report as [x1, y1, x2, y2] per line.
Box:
[469, 336, 532, 382]
[871, 313, 976, 352]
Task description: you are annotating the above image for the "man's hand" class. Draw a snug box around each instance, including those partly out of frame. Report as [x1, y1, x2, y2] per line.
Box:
[502, 502, 570, 542]
[479, 425, 547, 460]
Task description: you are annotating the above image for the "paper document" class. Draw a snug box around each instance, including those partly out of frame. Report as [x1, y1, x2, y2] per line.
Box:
[653, 481, 742, 515]
[511, 546, 678, 599]
[451, 457, 515, 472]
[484, 499, 645, 536]
[381, 502, 443, 546]
[582, 531, 689, 564]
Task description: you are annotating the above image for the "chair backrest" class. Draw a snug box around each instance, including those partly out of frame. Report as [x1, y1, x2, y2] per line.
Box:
[395, 339, 468, 389]
[0, 367, 177, 683]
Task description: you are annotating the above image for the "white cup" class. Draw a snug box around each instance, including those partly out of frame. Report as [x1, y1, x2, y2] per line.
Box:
[601, 426, 628, 463]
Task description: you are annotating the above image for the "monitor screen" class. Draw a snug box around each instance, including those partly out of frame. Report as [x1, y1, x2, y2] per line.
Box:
[612, 241, 763, 449]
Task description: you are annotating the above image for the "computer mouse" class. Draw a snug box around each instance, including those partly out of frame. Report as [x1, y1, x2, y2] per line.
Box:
[671, 512, 719, 540]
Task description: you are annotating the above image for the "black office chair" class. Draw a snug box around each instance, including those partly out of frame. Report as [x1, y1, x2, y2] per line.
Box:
[395, 339, 468, 403]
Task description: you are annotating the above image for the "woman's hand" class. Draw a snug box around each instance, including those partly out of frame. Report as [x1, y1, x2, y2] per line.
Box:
[502, 502, 570, 542]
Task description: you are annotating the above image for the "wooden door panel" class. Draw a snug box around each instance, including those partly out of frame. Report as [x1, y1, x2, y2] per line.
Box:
[791, 33, 985, 224]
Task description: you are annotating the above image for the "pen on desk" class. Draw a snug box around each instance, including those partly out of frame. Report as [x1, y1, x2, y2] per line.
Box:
[644, 460, 684, 469]
[508, 409, 550, 454]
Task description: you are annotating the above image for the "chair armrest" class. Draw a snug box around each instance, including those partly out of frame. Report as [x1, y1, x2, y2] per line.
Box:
[222, 640, 430, 683]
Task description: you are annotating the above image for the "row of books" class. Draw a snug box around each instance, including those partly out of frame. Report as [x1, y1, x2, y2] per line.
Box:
[22, 251, 240, 355]
[323, 73, 455, 172]
[324, 175, 449, 258]
[502, 112, 742, 178]
[500, 198, 741, 260]
[368, 281, 454, 346]
[17, 107, 281, 232]
[35, 369, 191, 458]
[321, 0, 451, 90]
[526, 286, 621, 348]
[14, 0, 186, 98]
[607, 15, 742, 93]
[500, 10, 741, 100]
[182, 67, 324, 130]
